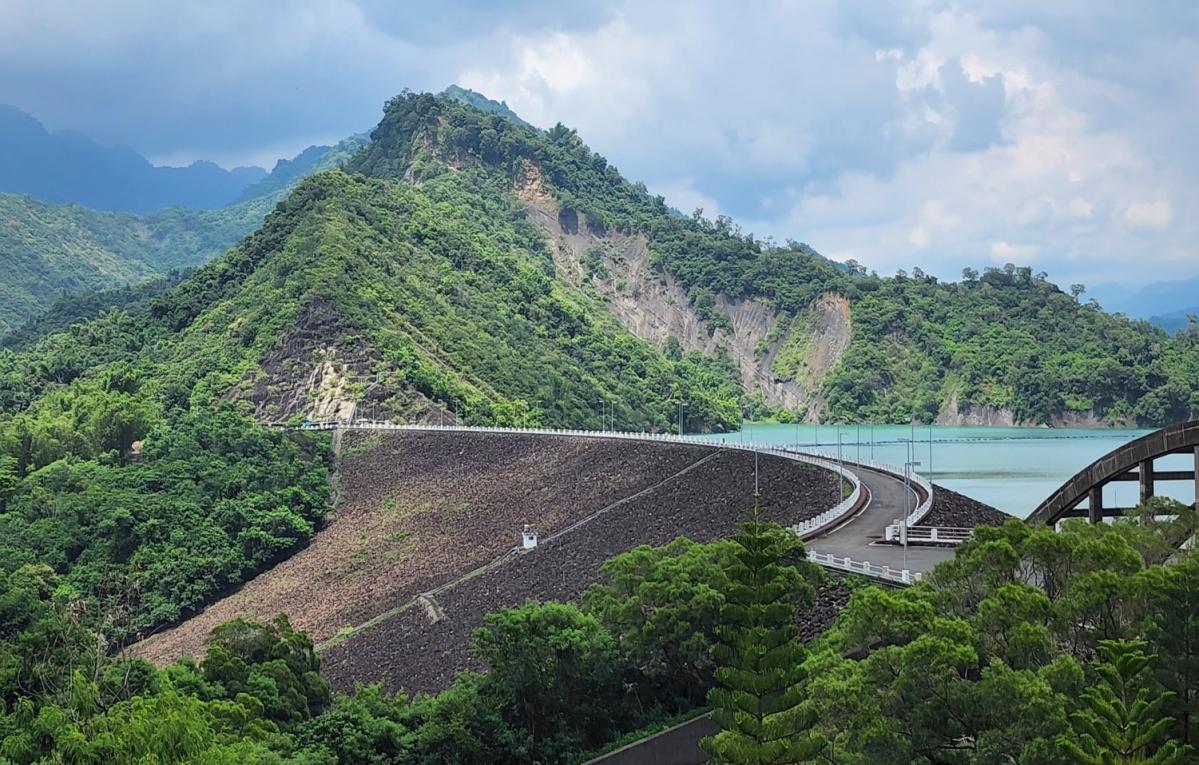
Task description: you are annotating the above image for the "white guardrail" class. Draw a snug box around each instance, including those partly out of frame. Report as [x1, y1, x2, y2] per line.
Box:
[882, 525, 972, 545]
[807, 552, 922, 584]
[295, 420, 931, 585]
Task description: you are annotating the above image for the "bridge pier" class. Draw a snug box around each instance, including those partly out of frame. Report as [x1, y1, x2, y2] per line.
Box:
[1140, 458, 1155, 505]
[1195, 446, 1199, 509]
[1088, 486, 1103, 524]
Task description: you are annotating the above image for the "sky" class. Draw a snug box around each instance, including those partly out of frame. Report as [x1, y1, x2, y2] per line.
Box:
[1, 0, 1196, 287]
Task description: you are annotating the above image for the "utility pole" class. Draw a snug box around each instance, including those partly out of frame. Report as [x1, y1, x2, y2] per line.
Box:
[856, 423, 861, 462]
[678, 401, 684, 436]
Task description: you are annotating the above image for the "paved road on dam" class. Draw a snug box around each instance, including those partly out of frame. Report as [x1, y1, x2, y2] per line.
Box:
[806, 464, 956, 575]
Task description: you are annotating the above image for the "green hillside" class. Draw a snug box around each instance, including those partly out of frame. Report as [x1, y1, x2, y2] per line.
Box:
[441, 84, 535, 129]
[0, 135, 366, 334]
[354, 91, 1198, 426]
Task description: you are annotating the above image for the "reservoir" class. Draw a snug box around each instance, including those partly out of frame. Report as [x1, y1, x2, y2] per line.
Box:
[706, 423, 1197, 518]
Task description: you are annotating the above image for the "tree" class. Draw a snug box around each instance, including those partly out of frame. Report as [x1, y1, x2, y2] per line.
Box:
[584, 537, 734, 708]
[702, 499, 824, 764]
[1059, 639, 1187, 765]
[0, 455, 16, 513]
[200, 614, 330, 726]
[1071, 284, 1087, 300]
[472, 600, 627, 758]
[1141, 556, 1199, 747]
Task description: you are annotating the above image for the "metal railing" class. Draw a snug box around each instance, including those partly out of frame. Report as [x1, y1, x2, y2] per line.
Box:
[806, 551, 921, 585]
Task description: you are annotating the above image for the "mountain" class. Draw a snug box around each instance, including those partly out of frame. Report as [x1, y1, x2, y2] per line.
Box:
[348, 92, 1198, 427]
[5, 91, 1195, 432]
[0, 105, 269, 213]
[1149, 307, 1199, 334]
[0, 134, 367, 334]
[441, 84, 535, 129]
[1088, 275, 1199, 320]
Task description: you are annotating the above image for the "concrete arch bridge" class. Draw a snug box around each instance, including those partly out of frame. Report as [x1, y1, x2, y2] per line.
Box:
[1028, 419, 1199, 525]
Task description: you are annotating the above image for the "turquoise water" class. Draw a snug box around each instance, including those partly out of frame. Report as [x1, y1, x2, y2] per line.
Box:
[695, 424, 1197, 518]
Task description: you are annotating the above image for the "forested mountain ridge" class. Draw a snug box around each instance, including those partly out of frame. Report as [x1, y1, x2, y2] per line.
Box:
[0, 134, 367, 334]
[441, 84, 535, 129]
[351, 91, 1199, 426]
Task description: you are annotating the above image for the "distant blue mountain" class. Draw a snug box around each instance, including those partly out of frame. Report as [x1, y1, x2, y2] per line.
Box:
[1148, 307, 1199, 334]
[0, 105, 266, 214]
[1093, 274, 1199, 320]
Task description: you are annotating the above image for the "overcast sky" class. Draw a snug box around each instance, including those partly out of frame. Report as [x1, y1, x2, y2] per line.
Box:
[2, 0, 1196, 286]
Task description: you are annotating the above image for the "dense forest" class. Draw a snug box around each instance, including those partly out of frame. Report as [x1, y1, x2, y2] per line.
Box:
[2, 501, 1195, 762]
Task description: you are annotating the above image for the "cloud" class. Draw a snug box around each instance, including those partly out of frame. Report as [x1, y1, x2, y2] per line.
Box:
[1122, 200, 1172, 229]
[0, 1, 1194, 285]
[990, 241, 1037, 262]
[939, 57, 1007, 151]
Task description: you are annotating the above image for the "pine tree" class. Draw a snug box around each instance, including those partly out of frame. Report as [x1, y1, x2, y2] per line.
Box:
[701, 496, 824, 764]
[1143, 556, 1199, 748]
[1059, 639, 1188, 765]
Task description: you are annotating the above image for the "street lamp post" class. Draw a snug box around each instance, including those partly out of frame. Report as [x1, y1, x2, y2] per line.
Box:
[754, 447, 760, 496]
[837, 430, 844, 494]
[902, 456, 922, 573]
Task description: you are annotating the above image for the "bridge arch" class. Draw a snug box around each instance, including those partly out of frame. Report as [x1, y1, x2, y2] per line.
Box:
[1028, 420, 1199, 525]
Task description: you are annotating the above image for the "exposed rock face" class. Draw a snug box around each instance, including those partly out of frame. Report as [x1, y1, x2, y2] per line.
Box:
[779, 293, 851, 419]
[803, 294, 852, 382]
[936, 399, 1017, 427]
[228, 297, 453, 425]
[936, 391, 1130, 428]
[515, 161, 850, 415]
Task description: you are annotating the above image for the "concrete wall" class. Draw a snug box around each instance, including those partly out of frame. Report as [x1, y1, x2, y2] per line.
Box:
[583, 714, 716, 765]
